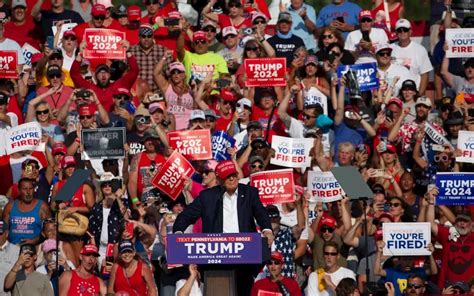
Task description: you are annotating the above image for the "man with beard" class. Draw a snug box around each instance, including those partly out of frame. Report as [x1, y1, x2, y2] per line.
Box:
[59, 244, 107, 295]
[3, 178, 51, 245]
[404, 275, 426, 296]
[388, 96, 445, 156]
[129, 24, 172, 93]
[70, 39, 138, 111]
[4, 0, 43, 49]
[427, 192, 474, 289]
[72, 4, 107, 44]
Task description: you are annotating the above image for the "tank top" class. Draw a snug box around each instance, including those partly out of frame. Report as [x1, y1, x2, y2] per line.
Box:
[137, 152, 166, 197]
[114, 260, 147, 296]
[8, 199, 43, 245]
[302, 79, 328, 115]
[165, 84, 194, 130]
[57, 180, 86, 207]
[68, 270, 101, 296]
[372, 2, 403, 31]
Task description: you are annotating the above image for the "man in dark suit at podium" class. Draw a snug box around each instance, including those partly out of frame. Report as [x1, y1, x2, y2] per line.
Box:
[173, 160, 274, 296]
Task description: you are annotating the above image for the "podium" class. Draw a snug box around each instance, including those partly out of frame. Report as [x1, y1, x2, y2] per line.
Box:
[204, 270, 236, 296]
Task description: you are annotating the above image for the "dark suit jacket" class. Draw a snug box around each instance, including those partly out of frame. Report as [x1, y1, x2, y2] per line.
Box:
[173, 183, 271, 233]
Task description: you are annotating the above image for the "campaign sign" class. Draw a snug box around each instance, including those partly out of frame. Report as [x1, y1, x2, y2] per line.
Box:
[435, 172, 474, 205]
[211, 131, 236, 161]
[270, 136, 313, 168]
[5, 122, 42, 154]
[446, 28, 474, 58]
[168, 129, 212, 160]
[307, 171, 344, 203]
[383, 222, 431, 256]
[166, 233, 262, 264]
[21, 43, 40, 68]
[250, 169, 295, 205]
[0, 51, 18, 78]
[244, 58, 286, 87]
[83, 29, 126, 59]
[456, 130, 474, 163]
[152, 151, 195, 200]
[452, 0, 474, 12]
[82, 127, 125, 159]
[336, 63, 379, 92]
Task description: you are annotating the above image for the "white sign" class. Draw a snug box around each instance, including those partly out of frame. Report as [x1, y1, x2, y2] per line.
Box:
[383, 222, 431, 256]
[52, 23, 78, 45]
[446, 28, 474, 58]
[456, 130, 474, 163]
[5, 122, 42, 154]
[270, 136, 313, 168]
[307, 170, 344, 203]
[21, 43, 40, 67]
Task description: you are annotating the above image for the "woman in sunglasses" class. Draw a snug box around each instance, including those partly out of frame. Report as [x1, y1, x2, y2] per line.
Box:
[203, 0, 252, 30]
[236, 36, 275, 88]
[387, 196, 413, 222]
[316, 27, 355, 66]
[26, 94, 65, 144]
[153, 53, 194, 131]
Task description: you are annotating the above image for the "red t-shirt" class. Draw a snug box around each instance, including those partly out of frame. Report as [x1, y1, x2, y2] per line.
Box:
[250, 277, 300, 296]
[217, 14, 252, 30]
[435, 225, 474, 288]
[4, 20, 43, 49]
[251, 106, 287, 143]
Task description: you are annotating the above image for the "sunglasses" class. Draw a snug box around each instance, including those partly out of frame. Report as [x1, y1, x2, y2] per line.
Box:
[268, 260, 282, 265]
[253, 20, 266, 25]
[194, 39, 207, 45]
[329, 51, 341, 56]
[140, 34, 154, 39]
[93, 16, 105, 21]
[245, 46, 259, 52]
[224, 34, 236, 40]
[101, 182, 112, 187]
[170, 69, 183, 75]
[36, 109, 50, 115]
[79, 115, 93, 120]
[251, 164, 263, 169]
[48, 74, 61, 79]
[321, 226, 334, 233]
[203, 170, 214, 175]
[324, 251, 338, 256]
[222, 100, 234, 106]
[387, 202, 401, 208]
[253, 144, 264, 149]
[377, 51, 391, 57]
[42, 218, 56, 226]
[205, 117, 216, 122]
[144, 0, 158, 4]
[396, 27, 410, 33]
[407, 284, 422, 289]
[322, 34, 334, 39]
[360, 18, 372, 23]
[302, 113, 317, 120]
[434, 154, 449, 162]
[114, 95, 129, 101]
[63, 36, 76, 41]
[228, 3, 242, 8]
[203, 27, 216, 33]
[135, 116, 151, 124]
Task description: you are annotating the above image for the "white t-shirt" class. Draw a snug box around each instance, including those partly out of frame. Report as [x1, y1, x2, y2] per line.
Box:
[175, 279, 203, 296]
[305, 267, 356, 296]
[288, 117, 334, 156]
[377, 64, 414, 95]
[390, 41, 433, 86]
[345, 28, 388, 64]
[100, 207, 111, 245]
[0, 112, 18, 156]
[0, 38, 26, 65]
[60, 48, 77, 71]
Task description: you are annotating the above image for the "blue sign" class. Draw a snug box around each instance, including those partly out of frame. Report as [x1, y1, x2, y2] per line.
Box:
[337, 63, 379, 92]
[435, 172, 474, 205]
[166, 233, 263, 264]
[211, 131, 236, 161]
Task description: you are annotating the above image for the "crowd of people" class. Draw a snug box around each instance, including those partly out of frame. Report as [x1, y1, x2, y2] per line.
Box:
[0, 0, 472, 295]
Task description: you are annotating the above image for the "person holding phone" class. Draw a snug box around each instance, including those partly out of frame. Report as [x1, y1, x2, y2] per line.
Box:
[344, 10, 388, 64]
[315, 0, 362, 40]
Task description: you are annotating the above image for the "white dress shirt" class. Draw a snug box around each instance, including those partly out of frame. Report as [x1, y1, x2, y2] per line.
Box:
[223, 189, 240, 233]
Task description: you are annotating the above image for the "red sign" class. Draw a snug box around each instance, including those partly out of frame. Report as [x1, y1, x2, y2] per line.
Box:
[250, 169, 295, 205]
[83, 29, 126, 59]
[244, 58, 286, 87]
[151, 151, 195, 200]
[167, 129, 212, 160]
[0, 51, 18, 79]
[257, 291, 282, 296]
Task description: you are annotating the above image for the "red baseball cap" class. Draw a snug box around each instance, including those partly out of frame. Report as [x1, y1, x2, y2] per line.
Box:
[52, 142, 67, 155]
[270, 251, 284, 263]
[78, 105, 94, 116]
[31, 53, 44, 64]
[320, 215, 337, 229]
[378, 213, 394, 223]
[63, 30, 76, 39]
[61, 156, 76, 169]
[359, 10, 373, 21]
[114, 87, 131, 96]
[168, 11, 182, 19]
[80, 244, 99, 256]
[193, 31, 207, 42]
[385, 143, 397, 154]
[374, 228, 383, 241]
[127, 5, 141, 21]
[215, 160, 238, 180]
[91, 4, 107, 17]
[220, 89, 236, 102]
[387, 97, 403, 109]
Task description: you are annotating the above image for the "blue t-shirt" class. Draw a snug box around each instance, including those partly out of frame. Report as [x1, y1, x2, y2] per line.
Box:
[316, 1, 362, 40]
[334, 122, 364, 155]
[385, 267, 426, 296]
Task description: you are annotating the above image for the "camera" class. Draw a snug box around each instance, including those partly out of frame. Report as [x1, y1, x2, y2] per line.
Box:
[135, 116, 150, 125]
[385, 109, 393, 120]
[241, 27, 254, 36]
[164, 18, 179, 26]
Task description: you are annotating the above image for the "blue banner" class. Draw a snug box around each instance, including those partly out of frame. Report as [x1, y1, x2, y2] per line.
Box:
[337, 63, 379, 92]
[211, 131, 236, 161]
[435, 172, 474, 205]
[166, 233, 262, 264]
